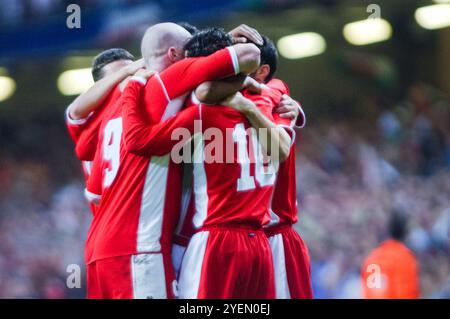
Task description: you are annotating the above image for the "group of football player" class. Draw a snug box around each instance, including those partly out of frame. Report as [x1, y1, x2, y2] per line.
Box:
[66, 21, 313, 299]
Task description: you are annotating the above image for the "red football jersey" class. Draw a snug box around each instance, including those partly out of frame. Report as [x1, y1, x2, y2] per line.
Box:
[266, 78, 305, 225]
[66, 86, 122, 162]
[65, 86, 122, 214]
[85, 47, 238, 264]
[171, 80, 300, 243]
[121, 85, 288, 230]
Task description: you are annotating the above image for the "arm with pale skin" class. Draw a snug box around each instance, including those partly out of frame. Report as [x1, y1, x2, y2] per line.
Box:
[223, 92, 292, 162]
[195, 77, 301, 125]
[195, 75, 262, 104]
[193, 74, 292, 161]
[67, 59, 144, 120]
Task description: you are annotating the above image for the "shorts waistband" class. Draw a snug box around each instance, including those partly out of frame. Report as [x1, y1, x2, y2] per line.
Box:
[199, 223, 264, 233]
[264, 222, 293, 237]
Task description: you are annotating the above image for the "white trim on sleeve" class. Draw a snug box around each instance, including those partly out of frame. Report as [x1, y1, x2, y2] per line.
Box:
[278, 124, 296, 147]
[155, 73, 171, 102]
[294, 102, 306, 129]
[65, 105, 91, 126]
[84, 188, 101, 204]
[190, 91, 201, 105]
[226, 46, 240, 75]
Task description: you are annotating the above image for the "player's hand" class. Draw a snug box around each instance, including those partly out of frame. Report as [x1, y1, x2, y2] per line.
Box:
[229, 24, 263, 45]
[274, 94, 300, 120]
[123, 58, 146, 75]
[134, 68, 156, 80]
[222, 92, 255, 113]
[243, 76, 262, 94]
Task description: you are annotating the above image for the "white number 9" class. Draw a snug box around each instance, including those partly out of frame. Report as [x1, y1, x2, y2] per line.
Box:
[103, 118, 122, 188]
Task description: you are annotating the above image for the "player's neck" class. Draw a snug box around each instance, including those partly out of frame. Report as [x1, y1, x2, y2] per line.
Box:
[146, 58, 169, 73]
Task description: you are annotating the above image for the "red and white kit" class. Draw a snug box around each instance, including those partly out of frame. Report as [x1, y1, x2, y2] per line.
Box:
[65, 86, 122, 214]
[85, 47, 239, 299]
[120, 80, 298, 299]
[264, 78, 313, 299]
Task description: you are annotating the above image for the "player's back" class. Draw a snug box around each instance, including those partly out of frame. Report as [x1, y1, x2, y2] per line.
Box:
[190, 100, 278, 230]
[178, 95, 280, 299]
[85, 92, 182, 266]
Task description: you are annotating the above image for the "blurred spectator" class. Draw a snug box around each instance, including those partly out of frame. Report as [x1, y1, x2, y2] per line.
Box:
[360, 211, 420, 299]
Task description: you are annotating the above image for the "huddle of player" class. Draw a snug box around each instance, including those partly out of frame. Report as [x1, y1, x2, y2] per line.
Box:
[66, 22, 312, 299]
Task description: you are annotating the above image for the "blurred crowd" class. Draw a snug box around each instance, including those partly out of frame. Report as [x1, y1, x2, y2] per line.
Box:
[0, 162, 89, 298]
[296, 83, 450, 298]
[0, 82, 449, 298]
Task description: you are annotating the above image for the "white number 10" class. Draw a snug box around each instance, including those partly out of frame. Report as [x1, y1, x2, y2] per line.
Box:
[233, 123, 277, 192]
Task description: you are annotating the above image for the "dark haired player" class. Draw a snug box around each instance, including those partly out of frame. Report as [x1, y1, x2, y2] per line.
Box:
[176, 34, 312, 298]
[65, 48, 143, 211]
[119, 28, 293, 298]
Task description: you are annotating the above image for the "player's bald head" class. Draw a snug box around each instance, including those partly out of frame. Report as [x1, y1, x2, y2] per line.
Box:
[141, 22, 191, 70]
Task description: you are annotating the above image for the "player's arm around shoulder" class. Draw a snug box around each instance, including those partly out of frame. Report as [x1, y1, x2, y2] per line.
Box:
[67, 59, 144, 121]
[194, 74, 262, 105]
[120, 69, 156, 155]
[231, 43, 261, 75]
[223, 92, 291, 162]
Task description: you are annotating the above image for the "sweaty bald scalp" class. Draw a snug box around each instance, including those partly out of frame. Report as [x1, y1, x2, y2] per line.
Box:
[141, 22, 192, 70]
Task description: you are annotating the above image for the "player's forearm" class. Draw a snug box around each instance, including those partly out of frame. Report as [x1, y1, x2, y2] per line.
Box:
[241, 103, 291, 162]
[233, 43, 260, 75]
[195, 75, 247, 104]
[121, 80, 158, 156]
[68, 68, 129, 120]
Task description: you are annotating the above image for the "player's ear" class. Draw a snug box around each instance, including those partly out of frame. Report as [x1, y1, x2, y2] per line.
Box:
[167, 47, 177, 62]
[167, 47, 183, 63]
[255, 64, 270, 82]
[259, 64, 270, 80]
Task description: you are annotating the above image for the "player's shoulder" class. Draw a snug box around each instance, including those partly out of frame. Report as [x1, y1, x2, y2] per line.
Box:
[160, 57, 200, 75]
[242, 90, 271, 105]
[94, 85, 123, 119]
[258, 83, 283, 107]
[100, 94, 124, 125]
[267, 78, 290, 95]
[103, 84, 122, 106]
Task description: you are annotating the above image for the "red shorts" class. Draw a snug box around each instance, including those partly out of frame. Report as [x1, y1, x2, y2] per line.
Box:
[178, 225, 275, 299]
[265, 224, 313, 299]
[87, 252, 177, 299]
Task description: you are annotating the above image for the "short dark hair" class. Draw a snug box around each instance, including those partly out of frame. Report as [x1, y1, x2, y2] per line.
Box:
[389, 210, 409, 241]
[257, 35, 278, 82]
[177, 22, 200, 35]
[91, 48, 135, 81]
[184, 27, 233, 58]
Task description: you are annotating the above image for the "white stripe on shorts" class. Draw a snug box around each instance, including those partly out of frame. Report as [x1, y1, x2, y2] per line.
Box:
[131, 253, 169, 299]
[178, 231, 209, 299]
[268, 234, 291, 299]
